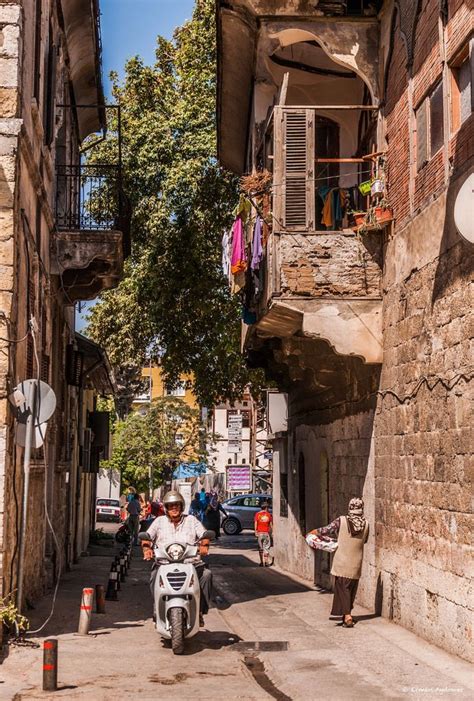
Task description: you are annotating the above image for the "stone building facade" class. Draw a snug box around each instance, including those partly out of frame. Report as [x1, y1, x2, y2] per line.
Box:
[0, 0, 125, 607]
[217, 0, 472, 660]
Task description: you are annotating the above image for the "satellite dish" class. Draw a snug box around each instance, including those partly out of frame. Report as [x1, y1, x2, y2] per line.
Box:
[454, 172, 474, 244]
[16, 421, 48, 449]
[9, 380, 57, 424]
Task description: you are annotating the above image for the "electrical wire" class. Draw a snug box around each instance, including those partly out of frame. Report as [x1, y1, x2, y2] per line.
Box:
[21, 325, 62, 636]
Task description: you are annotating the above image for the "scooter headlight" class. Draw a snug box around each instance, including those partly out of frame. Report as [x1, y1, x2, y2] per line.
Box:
[166, 543, 185, 561]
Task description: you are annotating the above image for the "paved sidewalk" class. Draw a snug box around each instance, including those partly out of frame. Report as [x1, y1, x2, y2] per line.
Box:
[0, 541, 269, 700]
[211, 535, 473, 701]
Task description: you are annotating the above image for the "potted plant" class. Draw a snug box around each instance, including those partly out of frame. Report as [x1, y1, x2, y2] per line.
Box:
[0, 593, 29, 643]
[350, 211, 366, 228]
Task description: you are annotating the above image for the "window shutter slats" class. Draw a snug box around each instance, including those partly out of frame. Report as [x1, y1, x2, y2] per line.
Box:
[284, 111, 307, 228]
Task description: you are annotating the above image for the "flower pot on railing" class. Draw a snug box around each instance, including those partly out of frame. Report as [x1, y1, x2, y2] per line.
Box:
[374, 206, 393, 224]
[352, 212, 366, 228]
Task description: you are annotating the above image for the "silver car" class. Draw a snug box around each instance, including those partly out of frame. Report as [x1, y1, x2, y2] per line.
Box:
[222, 494, 272, 535]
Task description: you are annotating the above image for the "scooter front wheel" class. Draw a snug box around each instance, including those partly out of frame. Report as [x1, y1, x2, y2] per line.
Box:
[169, 607, 185, 655]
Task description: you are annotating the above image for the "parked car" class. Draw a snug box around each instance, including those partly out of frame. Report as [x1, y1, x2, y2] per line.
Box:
[221, 494, 272, 535]
[96, 498, 121, 523]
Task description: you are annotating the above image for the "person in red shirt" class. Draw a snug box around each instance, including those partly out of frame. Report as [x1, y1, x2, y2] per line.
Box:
[254, 501, 273, 567]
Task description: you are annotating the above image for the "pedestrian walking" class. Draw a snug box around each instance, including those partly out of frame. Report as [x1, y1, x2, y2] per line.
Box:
[126, 493, 141, 545]
[254, 500, 273, 567]
[189, 492, 203, 520]
[203, 490, 227, 539]
[311, 497, 369, 628]
[198, 487, 209, 522]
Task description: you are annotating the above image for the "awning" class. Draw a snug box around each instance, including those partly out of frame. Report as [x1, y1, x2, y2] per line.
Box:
[173, 462, 208, 479]
[75, 332, 117, 395]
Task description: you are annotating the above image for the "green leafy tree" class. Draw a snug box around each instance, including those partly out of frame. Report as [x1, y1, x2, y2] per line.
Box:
[85, 0, 262, 409]
[100, 397, 207, 493]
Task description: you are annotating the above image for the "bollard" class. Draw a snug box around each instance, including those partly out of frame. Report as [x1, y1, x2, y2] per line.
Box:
[105, 567, 118, 601]
[43, 638, 58, 691]
[77, 587, 94, 635]
[95, 584, 106, 613]
[119, 556, 126, 582]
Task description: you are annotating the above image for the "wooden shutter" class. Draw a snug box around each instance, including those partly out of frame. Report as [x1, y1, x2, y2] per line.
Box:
[416, 98, 428, 171]
[274, 108, 314, 231]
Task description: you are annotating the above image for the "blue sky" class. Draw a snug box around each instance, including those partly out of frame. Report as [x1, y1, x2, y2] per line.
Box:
[77, 0, 196, 330]
[100, 0, 196, 97]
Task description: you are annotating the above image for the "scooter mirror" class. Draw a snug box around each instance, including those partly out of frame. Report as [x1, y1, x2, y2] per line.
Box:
[138, 532, 151, 541]
[201, 530, 215, 540]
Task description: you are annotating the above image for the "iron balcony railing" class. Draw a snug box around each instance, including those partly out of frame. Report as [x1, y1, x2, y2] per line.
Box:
[56, 163, 125, 232]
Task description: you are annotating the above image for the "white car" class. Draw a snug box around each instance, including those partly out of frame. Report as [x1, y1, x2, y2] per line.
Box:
[96, 498, 121, 523]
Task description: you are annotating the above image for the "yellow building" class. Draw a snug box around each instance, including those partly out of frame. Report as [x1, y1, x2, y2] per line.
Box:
[135, 364, 198, 410]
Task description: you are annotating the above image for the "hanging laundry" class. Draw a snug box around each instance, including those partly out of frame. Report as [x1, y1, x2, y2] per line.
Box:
[231, 216, 247, 275]
[221, 229, 231, 278]
[251, 216, 263, 271]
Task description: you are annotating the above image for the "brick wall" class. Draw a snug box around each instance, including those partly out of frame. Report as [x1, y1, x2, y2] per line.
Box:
[280, 232, 382, 298]
[385, 13, 410, 227]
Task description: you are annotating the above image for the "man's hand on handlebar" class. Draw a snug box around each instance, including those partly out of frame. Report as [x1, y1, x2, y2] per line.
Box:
[199, 538, 210, 556]
[141, 539, 153, 561]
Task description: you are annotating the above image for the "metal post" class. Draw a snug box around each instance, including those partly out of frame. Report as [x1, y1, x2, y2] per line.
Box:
[17, 379, 37, 613]
[43, 638, 58, 691]
[95, 584, 106, 614]
[77, 587, 94, 635]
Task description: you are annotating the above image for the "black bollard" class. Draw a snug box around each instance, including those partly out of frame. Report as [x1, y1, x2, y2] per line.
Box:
[43, 639, 58, 691]
[105, 566, 119, 600]
[96, 584, 106, 613]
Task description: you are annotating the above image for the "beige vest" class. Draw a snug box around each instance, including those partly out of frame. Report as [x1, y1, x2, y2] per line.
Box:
[331, 516, 369, 580]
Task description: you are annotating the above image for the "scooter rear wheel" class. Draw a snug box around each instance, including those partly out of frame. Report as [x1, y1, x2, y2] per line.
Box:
[169, 607, 185, 655]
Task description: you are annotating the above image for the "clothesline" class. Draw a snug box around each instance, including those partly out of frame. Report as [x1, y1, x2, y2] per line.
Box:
[243, 168, 372, 194]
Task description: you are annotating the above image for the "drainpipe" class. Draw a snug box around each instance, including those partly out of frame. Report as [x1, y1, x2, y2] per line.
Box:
[16, 380, 37, 612]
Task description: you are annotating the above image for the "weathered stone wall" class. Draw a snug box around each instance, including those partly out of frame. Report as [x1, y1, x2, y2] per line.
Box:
[374, 226, 473, 661]
[0, 0, 21, 597]
[379, 0, 473, 660]
[273, 410, 378, 607]
[279, 232, 382, 298]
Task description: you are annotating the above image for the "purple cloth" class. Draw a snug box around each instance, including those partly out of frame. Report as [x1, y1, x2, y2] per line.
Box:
[251, 217, 263, 271]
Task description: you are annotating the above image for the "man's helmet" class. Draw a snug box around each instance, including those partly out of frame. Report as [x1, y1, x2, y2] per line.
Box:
[163, 490, 185, 509]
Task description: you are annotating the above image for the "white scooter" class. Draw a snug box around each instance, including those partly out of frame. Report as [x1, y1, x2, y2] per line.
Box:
[139, 530, 214, 654]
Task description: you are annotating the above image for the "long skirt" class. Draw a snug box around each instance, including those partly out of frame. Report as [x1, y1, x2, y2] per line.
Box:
[330, 576, 359, 616]
[203, 509, 221, 538]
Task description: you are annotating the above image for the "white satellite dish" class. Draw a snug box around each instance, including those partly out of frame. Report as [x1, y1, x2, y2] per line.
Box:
[454, 172, 474, 244]
[9, 379, 57, 424]
[16, 421, 48, 449]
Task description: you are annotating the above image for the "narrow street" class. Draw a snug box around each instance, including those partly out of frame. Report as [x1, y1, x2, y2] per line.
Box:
[0, 532, 472, 701]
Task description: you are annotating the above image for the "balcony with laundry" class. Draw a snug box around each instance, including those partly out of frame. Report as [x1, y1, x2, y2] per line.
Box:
[219, 15, 387, 368]
[52, 105, 131, 302]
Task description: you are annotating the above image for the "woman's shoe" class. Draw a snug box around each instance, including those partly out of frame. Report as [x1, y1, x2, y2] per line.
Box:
[342, 615, 354, 628]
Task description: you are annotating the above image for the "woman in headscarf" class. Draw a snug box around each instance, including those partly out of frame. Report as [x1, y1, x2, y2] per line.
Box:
[311, 497, 369, 628]
[203, 490, 228, 539]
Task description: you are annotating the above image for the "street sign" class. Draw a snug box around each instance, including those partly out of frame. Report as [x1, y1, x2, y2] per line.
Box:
[227, 413, 243, 453]
[226, 464, 251, 491]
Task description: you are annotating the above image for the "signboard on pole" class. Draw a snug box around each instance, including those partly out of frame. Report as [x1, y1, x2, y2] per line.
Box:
[226, 464, 251, 492]
[227, 413, 243, 453]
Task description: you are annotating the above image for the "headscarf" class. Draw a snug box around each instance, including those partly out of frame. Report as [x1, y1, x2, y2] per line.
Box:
[209, 490, 219, 511]
[346, 497, 366, 537]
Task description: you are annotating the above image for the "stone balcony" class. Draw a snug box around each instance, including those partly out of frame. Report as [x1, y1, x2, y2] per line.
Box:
[51, 163, 130, 302]
[252, 229, 383, 365]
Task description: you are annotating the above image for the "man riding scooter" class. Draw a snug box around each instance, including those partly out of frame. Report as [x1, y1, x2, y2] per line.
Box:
[141, 490, 213, 627]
